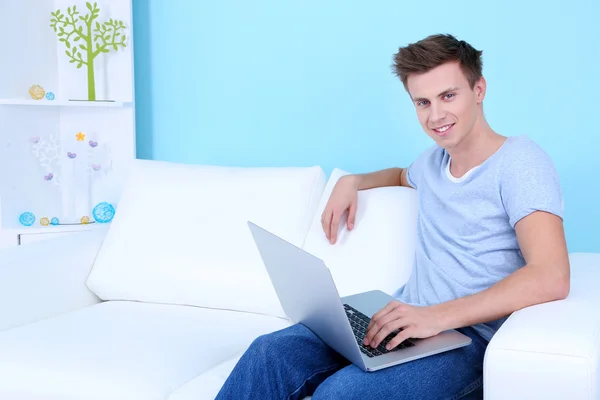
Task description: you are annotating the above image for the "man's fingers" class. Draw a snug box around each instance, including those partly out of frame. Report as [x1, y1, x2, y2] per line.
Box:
[347, 201, 357, 230]
[364, 315, 406, 348]
[321, 210, 332, 241]
[385, 327, 414, 350]
[330, 211, 341, 244]
[367, 301, 400, 332]
[363, 310, 400, 345]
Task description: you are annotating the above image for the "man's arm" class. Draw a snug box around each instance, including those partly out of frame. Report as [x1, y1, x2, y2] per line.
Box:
[322, 167, 412, 244]
[434, 210, 570, 330]
[365, 210, 570, 349]
[354, 167, 413, 190]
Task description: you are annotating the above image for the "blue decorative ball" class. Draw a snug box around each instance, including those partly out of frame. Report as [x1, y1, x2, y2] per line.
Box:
[46, 92, 55, 100]
[93, 202, 115, 223]
[19, 212, 35, 226]
[51, 217, 59, 225]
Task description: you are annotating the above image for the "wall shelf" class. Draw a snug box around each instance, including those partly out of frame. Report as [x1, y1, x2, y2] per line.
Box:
[0, 99, 133, 108]
[5, 223, 104, 236]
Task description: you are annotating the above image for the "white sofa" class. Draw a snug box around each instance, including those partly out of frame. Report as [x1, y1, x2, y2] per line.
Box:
[0, 159, 598, 400]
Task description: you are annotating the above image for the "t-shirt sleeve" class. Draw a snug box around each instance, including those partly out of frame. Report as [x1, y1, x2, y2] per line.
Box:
[406, 145, 437, 189]
[500, 142, 564, 229]
[405, 161, 419, 189]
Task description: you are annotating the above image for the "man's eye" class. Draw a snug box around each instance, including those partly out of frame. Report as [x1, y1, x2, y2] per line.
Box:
[417, 100, 429, 107]
[445, 93, 455, 99]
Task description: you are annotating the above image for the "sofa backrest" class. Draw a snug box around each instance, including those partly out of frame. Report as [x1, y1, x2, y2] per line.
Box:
[86, 159, 326, 318]
[302, 168, 418, 298]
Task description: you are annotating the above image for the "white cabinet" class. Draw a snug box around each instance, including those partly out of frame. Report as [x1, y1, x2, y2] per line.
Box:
[0, 0, 136, 248]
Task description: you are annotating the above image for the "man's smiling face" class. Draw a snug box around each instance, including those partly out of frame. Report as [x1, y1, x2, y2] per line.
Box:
[407, 61, 486, 150]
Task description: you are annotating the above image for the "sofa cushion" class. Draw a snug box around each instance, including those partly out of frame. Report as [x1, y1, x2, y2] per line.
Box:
[168, 354, 313, 400]
[0, 301, 291, 400]
[303, 168, 418, 298]
[167, 354, 243, 400]
[86, 160, 326, 318]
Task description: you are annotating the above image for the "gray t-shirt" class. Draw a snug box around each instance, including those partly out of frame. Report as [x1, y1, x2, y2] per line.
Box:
[394, 135, 564, 342]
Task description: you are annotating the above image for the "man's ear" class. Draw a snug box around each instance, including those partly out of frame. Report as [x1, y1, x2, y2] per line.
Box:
[475, 76, 486, 104]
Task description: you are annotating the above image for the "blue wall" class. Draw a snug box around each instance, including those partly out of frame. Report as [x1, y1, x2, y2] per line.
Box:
[132, 0, 599, 253]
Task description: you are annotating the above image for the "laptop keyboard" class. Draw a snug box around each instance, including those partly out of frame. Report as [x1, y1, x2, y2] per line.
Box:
[344, 304, 414, 358]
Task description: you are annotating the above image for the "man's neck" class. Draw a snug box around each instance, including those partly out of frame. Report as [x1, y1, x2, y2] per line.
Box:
[447, 122, 506, 177]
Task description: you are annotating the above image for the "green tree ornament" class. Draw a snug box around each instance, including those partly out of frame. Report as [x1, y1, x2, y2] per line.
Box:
[50, 2, 127, 101]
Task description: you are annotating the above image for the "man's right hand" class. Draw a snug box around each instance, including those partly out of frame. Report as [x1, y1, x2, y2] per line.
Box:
[321, 175, 359, 244]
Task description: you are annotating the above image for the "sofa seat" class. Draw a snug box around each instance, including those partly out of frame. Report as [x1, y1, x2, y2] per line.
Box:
[168, 354, 315, 400]
[167, 354, 242, 400]
[0, 300, 291, 400]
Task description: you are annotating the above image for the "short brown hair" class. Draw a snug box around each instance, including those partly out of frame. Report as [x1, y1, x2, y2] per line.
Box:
[392, 34, 483, 90]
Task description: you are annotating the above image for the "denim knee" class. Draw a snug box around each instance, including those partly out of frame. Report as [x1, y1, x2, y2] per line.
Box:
[246, 327, 293, 360]
[311, 375, 349, 400]
[246, 324, 313, 364]
[246, 332, 277, 359]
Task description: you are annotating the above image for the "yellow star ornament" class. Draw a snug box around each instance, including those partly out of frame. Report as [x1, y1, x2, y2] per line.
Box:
[76, 132, 86, 141]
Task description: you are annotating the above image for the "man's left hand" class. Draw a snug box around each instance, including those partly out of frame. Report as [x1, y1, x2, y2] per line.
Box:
[363, 301, 444, 350]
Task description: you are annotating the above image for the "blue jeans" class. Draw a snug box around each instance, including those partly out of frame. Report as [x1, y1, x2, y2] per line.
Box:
[216, 323, 488, 400]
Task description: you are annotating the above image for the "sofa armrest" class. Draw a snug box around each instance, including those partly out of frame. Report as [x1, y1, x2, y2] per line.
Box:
[484, 252, 600, 400]
[0, 228, 108, 332]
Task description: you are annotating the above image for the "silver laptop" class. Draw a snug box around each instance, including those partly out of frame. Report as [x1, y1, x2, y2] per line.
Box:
[247, 221, 472, 372]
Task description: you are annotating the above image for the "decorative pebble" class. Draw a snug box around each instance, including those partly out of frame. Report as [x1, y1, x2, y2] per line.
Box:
[29, 85, 45, 100]
[93, 202, 115, 223]
[40, 217, 50, 226]
[51, 217, 59, 225]
[19, 212, 35, 226]
[46, 92, 55, 100]
[80, 216, 90, 224]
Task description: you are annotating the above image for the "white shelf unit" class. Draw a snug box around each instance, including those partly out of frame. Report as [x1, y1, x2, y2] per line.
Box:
[0, 0, 136, 248]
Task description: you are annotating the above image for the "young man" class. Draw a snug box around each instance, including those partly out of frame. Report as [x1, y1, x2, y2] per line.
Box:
[216, 34, 569, 399]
